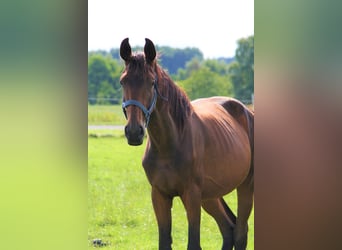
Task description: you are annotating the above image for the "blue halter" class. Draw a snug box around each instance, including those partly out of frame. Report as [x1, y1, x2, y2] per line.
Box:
[122, 84, 158, 127]
[122, 75, 167, 127]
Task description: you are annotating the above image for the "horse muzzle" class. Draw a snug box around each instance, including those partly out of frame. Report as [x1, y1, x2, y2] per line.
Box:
[124, 124, 145, 146]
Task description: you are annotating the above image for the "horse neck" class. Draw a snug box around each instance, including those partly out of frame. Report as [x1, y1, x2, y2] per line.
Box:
[147, 104, 179, 152]
[147, 71, 191, 152]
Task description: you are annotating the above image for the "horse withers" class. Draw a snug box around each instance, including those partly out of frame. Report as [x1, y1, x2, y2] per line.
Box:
[120, 38, 254, 250]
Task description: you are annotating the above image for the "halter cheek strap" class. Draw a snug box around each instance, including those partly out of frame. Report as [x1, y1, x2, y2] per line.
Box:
[122, 72, 168, 127]
[122, 84, 158, 127]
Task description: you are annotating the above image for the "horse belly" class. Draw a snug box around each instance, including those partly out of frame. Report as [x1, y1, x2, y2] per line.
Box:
[192, 99, 252, 199]
[201, 143, 251, 200]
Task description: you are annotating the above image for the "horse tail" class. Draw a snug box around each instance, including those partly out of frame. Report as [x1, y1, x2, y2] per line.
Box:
[220, 197, 237, 226]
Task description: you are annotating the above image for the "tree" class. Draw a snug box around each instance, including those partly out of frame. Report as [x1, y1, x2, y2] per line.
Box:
[179, 67, 233, 100]
[229, 35, 254, 102]
[109, 46, 203, 76]
[157, 46, 203, 75]
[203, 59, 230, 76]
[88, 54, 122, 104]
[175, 57, 202, 81]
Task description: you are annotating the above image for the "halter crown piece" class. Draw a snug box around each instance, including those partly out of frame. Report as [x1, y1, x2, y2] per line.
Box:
[122, 74, 167, 127]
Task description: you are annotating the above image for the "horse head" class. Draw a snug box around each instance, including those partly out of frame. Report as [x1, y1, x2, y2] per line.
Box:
[120, 38, 158, 145]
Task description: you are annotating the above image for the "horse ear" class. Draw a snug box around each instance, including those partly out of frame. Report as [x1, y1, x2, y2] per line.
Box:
[144, 38, 156, 64]
[120, 38, 132, 62]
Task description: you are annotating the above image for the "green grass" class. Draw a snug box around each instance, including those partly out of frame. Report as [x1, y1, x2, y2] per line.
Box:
[88, 129, 125, 138]
[88, 105, 126, 125]
[88, 136, 254, 249]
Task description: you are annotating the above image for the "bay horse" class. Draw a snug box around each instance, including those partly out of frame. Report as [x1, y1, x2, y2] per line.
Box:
[120, 38, 254, 250]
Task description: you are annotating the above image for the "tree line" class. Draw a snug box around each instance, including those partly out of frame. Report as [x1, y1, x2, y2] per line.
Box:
[88, 35, 254, 104]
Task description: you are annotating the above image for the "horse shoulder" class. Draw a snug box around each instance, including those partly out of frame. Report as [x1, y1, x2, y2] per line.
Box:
[141, 139, 196, 195]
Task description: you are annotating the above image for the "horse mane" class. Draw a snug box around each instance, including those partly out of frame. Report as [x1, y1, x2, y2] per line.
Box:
[155, 62, 192, 131]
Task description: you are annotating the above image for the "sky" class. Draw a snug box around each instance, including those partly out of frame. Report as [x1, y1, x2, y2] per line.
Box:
[88, 0, 254, 59]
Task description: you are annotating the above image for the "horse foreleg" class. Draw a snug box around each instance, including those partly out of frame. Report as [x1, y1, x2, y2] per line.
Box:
[234, 180, 253, 250]
[202, 198, 235, 250]
[181, 185, 202, 250]
[152, 187, 173, 250]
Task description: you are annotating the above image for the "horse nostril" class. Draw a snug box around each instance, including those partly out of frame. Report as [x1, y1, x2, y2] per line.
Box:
[124, 125, 144, 138]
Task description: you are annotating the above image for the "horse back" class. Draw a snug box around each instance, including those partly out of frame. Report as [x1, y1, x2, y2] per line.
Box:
[215, 97, 254, 152]
[192, 96, 253, 147]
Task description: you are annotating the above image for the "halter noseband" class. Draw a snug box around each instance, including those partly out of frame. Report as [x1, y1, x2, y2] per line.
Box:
[122, 75, 167, 127]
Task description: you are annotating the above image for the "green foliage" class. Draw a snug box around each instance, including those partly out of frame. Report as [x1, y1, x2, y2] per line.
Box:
[157, 46, 203, 75]
[108, 46, 203, 75]
[88, 36, 254, 105]
[176, 58, 233, 100]
[229, 36, 254, 101]
[88, 54, 122, 105]
[179, 67, 233, 100]
[203, 59, 231, 75]
[175, 57, 202, 81]
[88, 136, 254, 249]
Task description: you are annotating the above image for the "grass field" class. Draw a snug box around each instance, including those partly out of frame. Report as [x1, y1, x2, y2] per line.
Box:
[88, 105, 126, 125]
[88, 134, 254, 249]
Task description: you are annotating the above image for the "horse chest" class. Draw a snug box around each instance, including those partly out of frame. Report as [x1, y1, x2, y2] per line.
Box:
[142, 155, 189, 196]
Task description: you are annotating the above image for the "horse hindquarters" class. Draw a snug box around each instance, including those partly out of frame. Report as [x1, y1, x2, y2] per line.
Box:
[235, 139, 253, 249]
[217, 98, 254, 249]
[234, 171, 253, 250]
[229, 102, 254, 250]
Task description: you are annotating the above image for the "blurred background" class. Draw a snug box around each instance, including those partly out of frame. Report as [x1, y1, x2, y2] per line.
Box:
[88, 0, 254, 127]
